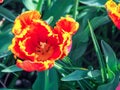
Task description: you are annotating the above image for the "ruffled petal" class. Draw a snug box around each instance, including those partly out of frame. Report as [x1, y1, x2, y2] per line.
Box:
[16, 59, 54, 72]
[55, 15, 79, 35]
[53, 26, 72, 59]
[12, 11, 41, 35]
[105, 0, 120, 29]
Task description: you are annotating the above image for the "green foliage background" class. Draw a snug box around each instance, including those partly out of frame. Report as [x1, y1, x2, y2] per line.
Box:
[0, 0, 120, 90]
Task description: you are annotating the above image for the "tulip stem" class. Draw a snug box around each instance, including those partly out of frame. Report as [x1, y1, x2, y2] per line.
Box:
[47, 0, 51, 8]
[54, 62, 68, 76]
[44, 70, 49, 90]
[73, 0, 78, 20]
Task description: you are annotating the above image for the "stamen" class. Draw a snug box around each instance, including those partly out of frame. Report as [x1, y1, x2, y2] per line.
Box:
[35, 41, 53, 61]
[40, 42, 46, 48]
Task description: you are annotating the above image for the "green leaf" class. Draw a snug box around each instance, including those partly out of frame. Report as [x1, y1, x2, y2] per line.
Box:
[61, 70, 88, 81]
[0, 23, 13, 33]
[69, 42, 88, 61]
[36, 0, 44, 12]
[45, 16, 54, 24]
[0, 32, 13, 58]
[22, 0, 37, 10]
[87, 70, 101, 78]
[75, 16, 110, 43]
[79, 0, 106, 7]
[73, 0, 79, 20]
[0, 88, 15, 90]
[98, 40, 120, 90]
[70, 16, 110, 61]
[88, 21, 107, 82]
[97, 68, 119, 90]
[0, 63, 6, 69]
[101, 40, 118, 73]
[43, 0, 74, 26]
[0, 6, 15, 22]
[62, 57, 72, 66]
[49, 68, 58, 90]
[2, 65, 22, 72]
[32, 71, 45, 90]
[32, 68, 58, 90]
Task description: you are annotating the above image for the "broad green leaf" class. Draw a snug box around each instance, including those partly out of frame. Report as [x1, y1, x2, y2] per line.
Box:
[75, 16, 110, 43]
[22, 0, 37, 10]
[97, 68, 119, 90]
[32, 71, 45, 90]
[101, 40, 118, 73]
[88, 21, 107, 82]
[72, 4, 96, 47]
[0, 6, 15, 22]
[87, 70, 101, 78]
[70, 16, 110, 61]
[0, 63, 6, 68]
[0, 23, 13, 33]
[98, 41, 120, 90]
[32, 68, 58, 90]
[49, 68, 58, 90]
[0, 32, 13, 58]
[61, 70, 88, 81]
[43, 0, 74, 26]
[2, 65, 22, 72]
[69, 42, 88, 61]
[79, 0, 106, 7]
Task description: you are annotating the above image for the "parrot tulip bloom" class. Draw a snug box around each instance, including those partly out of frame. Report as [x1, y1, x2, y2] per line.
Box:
[9, 10, 79, 72]
[105, 0, 120, 29]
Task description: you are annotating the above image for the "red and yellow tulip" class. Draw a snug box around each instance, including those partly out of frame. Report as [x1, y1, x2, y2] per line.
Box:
[9, 11, 79, 72]
[105, 0, 120, 29]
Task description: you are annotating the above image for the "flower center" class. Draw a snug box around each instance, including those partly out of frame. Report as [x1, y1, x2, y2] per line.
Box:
[35, 42, 53, 61]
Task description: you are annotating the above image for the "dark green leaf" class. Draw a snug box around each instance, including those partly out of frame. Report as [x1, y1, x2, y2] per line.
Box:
[69, 42, 88, 61]
[101, 40, 118, 73]
[88, 21, 107, 82]
[2, 65, 22, 72]
[79, 0, 106, 7]
[70, 16, 110, 61]
[0, 6, 15, 22]
[36, 0, 44, 12]
[75, 16, 110, 43]
[97, 69, 119, 90]
[22, 0, 37, 10]
[98, 41, 120, 90]
[49, 68, 58, 90]
[87, 70, 101, 78]
[0, 88, 29, 90]
[32, 68, 58, 90]
[32, 71, 45, 90]
[0, 23, 13, 33]
[0, 32, 13, 58]
[1, 0, 12, 6]
[61, 70, 88, 81]
[0, 63, 6, 69]
[43, 0, 74, 26]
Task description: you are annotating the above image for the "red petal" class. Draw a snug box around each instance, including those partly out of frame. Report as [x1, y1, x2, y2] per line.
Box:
[108, 12, 120, 29]
[55, 16, 79, 35]
[16, 59, 54, 72]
